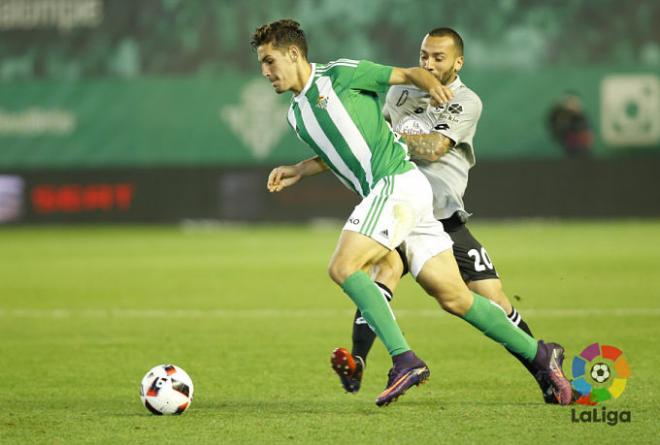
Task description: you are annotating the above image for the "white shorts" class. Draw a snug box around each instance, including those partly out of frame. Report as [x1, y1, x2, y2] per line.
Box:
[342, 168, 453, 278]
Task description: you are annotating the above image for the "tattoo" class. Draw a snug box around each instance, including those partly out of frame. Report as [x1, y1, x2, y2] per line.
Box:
[402, 133, 449, 161]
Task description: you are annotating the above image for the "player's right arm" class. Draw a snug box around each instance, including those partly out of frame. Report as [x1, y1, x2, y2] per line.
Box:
[267, 156, 328, 192]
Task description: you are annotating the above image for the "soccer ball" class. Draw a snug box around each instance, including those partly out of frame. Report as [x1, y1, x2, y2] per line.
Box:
[590, 363, 611, 383]
[140, 364, 194, 415]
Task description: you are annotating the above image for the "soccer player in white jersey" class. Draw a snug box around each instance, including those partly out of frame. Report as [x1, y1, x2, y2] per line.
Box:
[251, 19, 573, 406]
[332, 28, 562, 404]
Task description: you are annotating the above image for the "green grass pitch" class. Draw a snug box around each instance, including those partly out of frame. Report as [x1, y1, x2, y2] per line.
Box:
[1, 221, 659, 444]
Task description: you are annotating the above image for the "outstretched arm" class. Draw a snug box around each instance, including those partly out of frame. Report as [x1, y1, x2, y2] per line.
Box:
[267, 156, 329, 192]
[389, 67, 453, 104]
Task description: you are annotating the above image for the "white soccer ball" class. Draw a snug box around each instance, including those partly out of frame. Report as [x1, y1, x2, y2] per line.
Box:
[590, 363, 611, 383]
[140, 364, 194, 415]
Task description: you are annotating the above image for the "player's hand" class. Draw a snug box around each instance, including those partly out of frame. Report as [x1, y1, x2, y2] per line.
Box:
[429, 84, 453, 106]
[267, 165, 303, 192]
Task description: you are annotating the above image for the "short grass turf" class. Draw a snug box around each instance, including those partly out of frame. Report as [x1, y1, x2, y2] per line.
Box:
[0, 221, 659, 444]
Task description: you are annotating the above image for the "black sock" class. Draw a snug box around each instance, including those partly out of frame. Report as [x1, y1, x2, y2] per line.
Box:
[351, 282, 393, 364]
[507, 307, 534, 337]
[517, 318, 533, 337]
[507, 307, 538, 376]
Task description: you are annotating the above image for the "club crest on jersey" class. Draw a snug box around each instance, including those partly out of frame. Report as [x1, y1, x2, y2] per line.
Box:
[448, 103, 463, 114]
[316, 95, 329, 109]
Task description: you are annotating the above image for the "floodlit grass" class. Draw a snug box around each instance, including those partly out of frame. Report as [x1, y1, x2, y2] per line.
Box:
[0, 221, 658, 444]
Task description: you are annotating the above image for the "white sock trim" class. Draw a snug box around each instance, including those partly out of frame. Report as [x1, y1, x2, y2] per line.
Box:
[508, 308, 521, 326]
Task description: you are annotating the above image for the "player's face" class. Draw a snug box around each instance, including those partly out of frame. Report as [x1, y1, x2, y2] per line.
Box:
[257, 43, 297, 94]
[419, 35, 463, 85]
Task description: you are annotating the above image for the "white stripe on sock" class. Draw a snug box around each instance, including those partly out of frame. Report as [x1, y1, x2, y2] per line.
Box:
[355, 316, 368, 325]
[377, 286, 393, 302]
[508, 309, 521, 326]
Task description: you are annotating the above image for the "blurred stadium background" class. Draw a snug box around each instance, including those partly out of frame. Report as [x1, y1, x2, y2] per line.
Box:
[0, 0, 659, 224]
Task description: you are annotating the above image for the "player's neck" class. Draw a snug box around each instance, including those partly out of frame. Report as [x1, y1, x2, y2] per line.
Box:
[445, 73, 458, 85]
[292, 61, 312, 95]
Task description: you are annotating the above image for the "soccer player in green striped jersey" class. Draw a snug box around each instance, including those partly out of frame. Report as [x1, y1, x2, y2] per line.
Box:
[251, 19, 573, 406]
[335, 28, 566, 405]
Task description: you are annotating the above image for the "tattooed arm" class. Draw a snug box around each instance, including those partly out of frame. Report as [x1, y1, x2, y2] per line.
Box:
[402, 133, 454, 162]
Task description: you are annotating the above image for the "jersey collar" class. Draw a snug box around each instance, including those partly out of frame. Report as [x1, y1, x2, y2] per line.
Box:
[447, 75, 463, 92]
[293, 63, 316, 102]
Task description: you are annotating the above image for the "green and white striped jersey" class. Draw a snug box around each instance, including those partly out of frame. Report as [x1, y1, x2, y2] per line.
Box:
[287, 59, 413, 197]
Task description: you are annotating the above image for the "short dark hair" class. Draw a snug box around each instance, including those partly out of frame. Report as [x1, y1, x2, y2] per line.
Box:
[427, 27, 463, 56]
[250, 19, 308, 59]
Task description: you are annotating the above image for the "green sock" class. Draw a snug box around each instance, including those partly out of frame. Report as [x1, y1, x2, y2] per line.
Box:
[463, 293, 538, 361]
[340, 271, 409, 356]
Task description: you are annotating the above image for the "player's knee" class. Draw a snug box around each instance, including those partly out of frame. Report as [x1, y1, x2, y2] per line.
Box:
[432, 286, 473, 316]
[438, 295, 470, 316]
[328, 260, 359, 285]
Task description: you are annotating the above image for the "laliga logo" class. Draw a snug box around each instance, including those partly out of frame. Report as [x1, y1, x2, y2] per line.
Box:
[572, 343, 630, 404]
[571, 343, 632, 426]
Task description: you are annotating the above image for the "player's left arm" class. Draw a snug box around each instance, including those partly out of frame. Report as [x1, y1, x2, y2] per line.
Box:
[349, 61, 451, 104]
[402, 133, 454, 162]
[404, 94, 482, 162]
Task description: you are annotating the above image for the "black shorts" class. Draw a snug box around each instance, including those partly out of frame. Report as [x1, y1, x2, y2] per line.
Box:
[397, 212, 499, 282]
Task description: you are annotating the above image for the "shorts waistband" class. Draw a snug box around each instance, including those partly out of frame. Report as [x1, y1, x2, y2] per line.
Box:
[439, 212, 466, 232]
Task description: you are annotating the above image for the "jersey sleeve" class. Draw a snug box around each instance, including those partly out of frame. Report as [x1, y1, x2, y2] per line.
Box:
[349, 60, 393, 93]
[383, 85, 408, 122]
[382, 88, 394, 122]
[431, 94, 482, 147]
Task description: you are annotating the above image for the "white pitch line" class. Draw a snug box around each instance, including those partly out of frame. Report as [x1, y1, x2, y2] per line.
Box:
[0, 308, 659, 319]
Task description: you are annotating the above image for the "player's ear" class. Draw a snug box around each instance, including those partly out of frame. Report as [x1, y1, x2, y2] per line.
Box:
[288, 46, 300, 63]
[454, 56, 464, 73]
